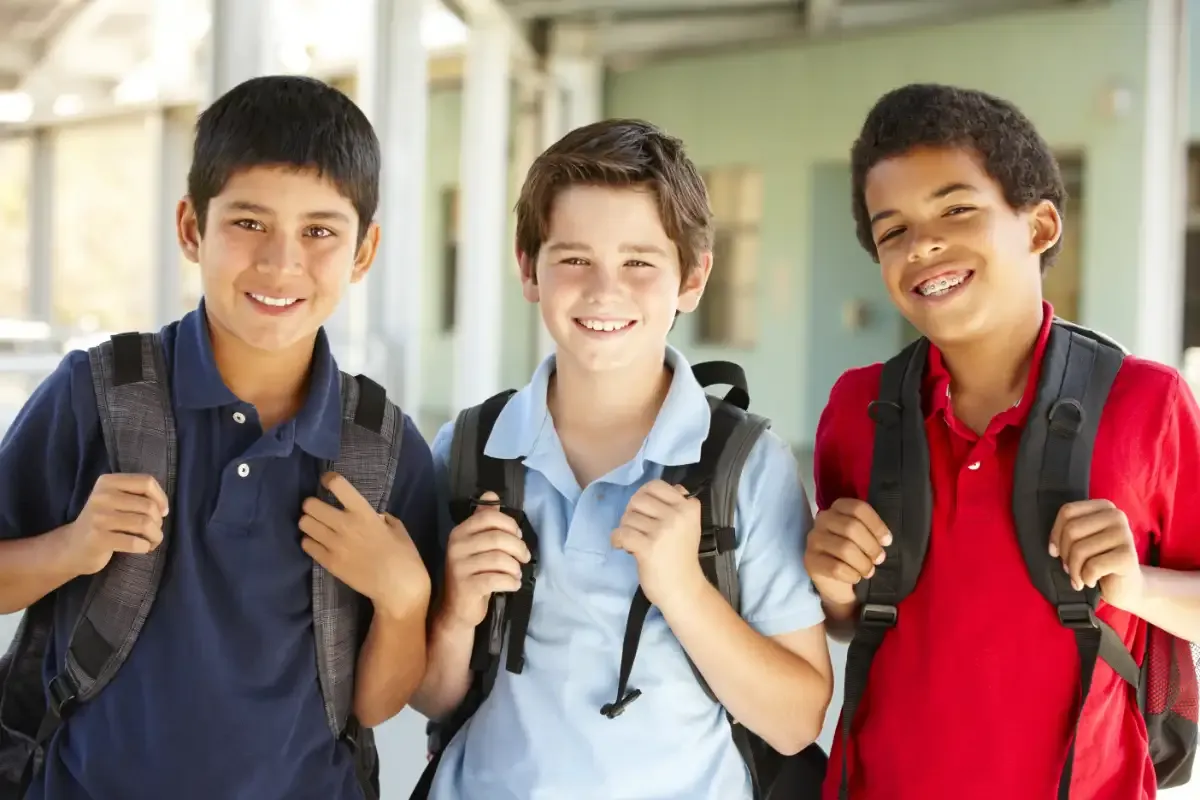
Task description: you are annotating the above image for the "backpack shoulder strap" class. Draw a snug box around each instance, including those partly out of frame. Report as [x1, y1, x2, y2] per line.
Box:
[313, 372, 405, 741]
[837, 337, 930, 800]
[1011, 320, 1138, 800]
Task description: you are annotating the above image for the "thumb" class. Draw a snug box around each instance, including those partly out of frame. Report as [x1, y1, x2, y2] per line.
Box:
[474, 492, 501, 513]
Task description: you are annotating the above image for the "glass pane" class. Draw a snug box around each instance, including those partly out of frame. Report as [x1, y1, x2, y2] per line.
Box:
[0, 138, 31, 319]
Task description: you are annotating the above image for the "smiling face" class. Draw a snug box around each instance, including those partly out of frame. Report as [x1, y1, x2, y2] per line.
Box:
[864, 145, 1061, 345]
[177, 165, 378, 354]
[521, 183, 710, 374]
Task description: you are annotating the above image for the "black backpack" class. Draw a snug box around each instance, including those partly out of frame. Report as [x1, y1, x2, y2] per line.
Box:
[0, 332, 402, 800]
[411, 361, 828, 800]
[839, 318, 1199, 799]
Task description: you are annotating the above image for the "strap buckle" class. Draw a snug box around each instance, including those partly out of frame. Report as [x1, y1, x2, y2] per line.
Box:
[1048, 398, 1085, 438]
[47, 673, 78, 719]
[867, 400, 902, 428]
[859, 603, 898, 628]
[600, 689, 642, 719]
[699, 527, 736, 559]
[1057, 602, 1098, 630]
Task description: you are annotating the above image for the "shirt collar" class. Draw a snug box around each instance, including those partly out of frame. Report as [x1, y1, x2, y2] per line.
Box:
[172, 299, 342, 461]
[925, 299, 1055, 429]
[484, 345, 714, 473]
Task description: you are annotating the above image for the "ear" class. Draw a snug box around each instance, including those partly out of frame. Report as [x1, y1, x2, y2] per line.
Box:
[177, 197, 202, 264]
[676, 251, 713, 314]
[350, 222, 381, 284]
[519, 249, 540, 303]
[1029, 199, 1062, 258]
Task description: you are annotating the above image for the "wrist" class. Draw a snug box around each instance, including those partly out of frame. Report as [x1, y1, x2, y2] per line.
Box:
[374, 581, 431, 623]
[656, 567, 715, 618]
[45, 523, 84, 580]
[431, 600, 478, 641]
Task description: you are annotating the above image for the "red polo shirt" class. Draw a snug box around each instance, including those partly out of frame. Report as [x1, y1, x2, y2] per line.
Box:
[815, 302, 1200, 800]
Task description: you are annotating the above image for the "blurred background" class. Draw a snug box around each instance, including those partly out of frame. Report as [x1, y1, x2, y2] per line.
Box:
[0, 0, 1195, 795]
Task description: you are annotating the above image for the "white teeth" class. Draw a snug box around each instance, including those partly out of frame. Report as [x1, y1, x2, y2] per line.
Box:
[251, 294, 298, 307]
[579, 319, 631, 332]
[918, 275, 966, 297]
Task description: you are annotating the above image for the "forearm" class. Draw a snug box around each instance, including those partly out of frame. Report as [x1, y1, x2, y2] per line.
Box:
[352, 596, 431, 728]
[407, 600, 477, 721]
[661, 580, 832, 755]
[0, 526, 79, 614]
[1118, 567, 1200, 643]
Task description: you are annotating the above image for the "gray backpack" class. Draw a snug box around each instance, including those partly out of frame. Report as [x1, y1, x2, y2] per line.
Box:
[412, 361, 828, 800]
[0, 331, 406, 800]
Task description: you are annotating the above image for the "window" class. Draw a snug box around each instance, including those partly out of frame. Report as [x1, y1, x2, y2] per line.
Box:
[1043, 154, 1084, 322]
[0, 137, 31, 319]
[696, 167, 761, 347]
[441, 186, 459, 332]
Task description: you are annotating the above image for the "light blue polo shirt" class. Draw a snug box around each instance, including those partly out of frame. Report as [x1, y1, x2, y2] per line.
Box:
[426, 346, 823, 800]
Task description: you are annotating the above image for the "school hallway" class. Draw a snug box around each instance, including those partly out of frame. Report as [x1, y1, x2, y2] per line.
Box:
[0, 0, 1198, 796]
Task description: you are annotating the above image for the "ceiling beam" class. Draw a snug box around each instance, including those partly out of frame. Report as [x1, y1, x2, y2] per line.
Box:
[590, 9, 803, 56]
[506, 0, 796, 18]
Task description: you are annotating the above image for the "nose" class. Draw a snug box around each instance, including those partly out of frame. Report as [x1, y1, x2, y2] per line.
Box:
[582, 262, 622, 303]
[254, 230, 304, 276]
[907, 226, 946, 263]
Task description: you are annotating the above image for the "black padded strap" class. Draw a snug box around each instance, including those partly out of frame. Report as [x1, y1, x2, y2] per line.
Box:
[691, 360, 750, 411]
[1011, 324, 1135, 800]
[840, 338, 929, 800]
[352, 374, 387, 433]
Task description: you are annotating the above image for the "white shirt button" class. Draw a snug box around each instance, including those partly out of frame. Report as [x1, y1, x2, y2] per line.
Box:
[967, 461, 981, 471]
[237, 463, 250, 478]
[232, 411, 246, 424]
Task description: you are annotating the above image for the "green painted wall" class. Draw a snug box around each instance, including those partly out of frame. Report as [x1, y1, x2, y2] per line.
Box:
[420, 0, 1159, 447]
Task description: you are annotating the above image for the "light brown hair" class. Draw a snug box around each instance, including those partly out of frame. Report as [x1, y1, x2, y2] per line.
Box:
[515, 119, 713, 283]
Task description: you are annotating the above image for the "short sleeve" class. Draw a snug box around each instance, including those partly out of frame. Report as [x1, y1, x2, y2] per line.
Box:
[732, 430, 825, 637]
[0, 350, 105, 542]
[1153, 373, 1200, 570]
[385, 413, 441, 576]
[424, 420, 457, 592]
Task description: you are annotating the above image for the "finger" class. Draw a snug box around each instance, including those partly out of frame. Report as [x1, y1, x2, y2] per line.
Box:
[453, 551, 523, 582]
[103, 531, 156, 555]
[103, 492, 164, 526]
[99, 474, 170, 516]
[1055, 508, 1121, 569]
[473, 491, 502, 511]
[449, 528, 530, 563]
[637, 480, 687, 506]
[618, 509, 661, 537]
[806, 553, 871, 586]
[299, 514, 339, 548]
[468, 572, 522, 596]
[829, 498, 891, 546]
[320, 472, 374, 515]
[1050, 500, 1117, 557]
[624, 491, 677, 522]
[808, 528, 878, 579]
[1066, 528, 1128, 590]
[302, 496, 347, 530]
[99, 510, 163, 545]
[451, 509, 522, 541]
[817, 510, 886, 565]
[301, 535, 333, 566]
[611, 525, 650, 554]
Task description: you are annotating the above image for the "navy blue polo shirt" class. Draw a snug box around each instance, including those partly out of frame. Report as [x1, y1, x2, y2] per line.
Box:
[0, 306, 438, 800]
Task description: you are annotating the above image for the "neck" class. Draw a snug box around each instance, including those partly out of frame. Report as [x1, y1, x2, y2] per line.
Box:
[937, 304, 1045, 403]
[207, 320, 314, 422]
[547, 349, 672, 437]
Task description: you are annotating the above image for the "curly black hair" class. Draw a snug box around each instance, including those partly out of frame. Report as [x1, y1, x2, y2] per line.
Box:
[850, 83, 1066, 270]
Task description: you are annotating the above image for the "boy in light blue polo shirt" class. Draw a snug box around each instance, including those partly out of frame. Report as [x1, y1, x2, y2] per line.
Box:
[411, 119, 832, 799]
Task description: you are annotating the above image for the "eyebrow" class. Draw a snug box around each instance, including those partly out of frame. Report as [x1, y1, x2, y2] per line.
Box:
[546, 241, 670, 256]
[225, 200, 352, 224]
[869, 182, 979, 226]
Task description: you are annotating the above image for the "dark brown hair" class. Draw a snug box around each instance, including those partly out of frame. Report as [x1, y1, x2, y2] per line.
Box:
[515, 119, 713, 281]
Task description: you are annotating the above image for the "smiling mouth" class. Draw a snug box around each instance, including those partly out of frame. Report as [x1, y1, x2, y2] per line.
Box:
[575, 318, 635, 333]
[246, 293, 305, 311]
[913, 271, 973, 298]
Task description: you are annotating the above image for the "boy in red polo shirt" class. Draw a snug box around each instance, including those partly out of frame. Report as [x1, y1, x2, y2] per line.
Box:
[804, 82, 1200, 800]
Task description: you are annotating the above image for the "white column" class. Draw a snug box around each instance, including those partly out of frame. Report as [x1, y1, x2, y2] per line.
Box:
[1135, 0, 1188, 365]
[534, 42, 603, 358]
[207, 0, 278, 100]
[354, 0, 428, 419]
[149, 110, 191, 326]
[452, 13, 512, 411]
[27, 129, 53, 323]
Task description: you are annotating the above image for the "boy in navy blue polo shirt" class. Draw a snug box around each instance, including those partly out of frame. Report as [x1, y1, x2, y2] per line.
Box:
[411, 119, 833, 799]
[0, 76, 437, 799]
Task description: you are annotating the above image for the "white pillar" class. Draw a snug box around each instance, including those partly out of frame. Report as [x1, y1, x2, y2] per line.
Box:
[149, 110, 191, 326]
[207, 0, 278, 100]
[534, 44, 603, 359]
[354, 0, 428, 421]
[27, 129, 53, 324]
[452, 13, 512, 411]
[1135, 0, 1188, 365]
